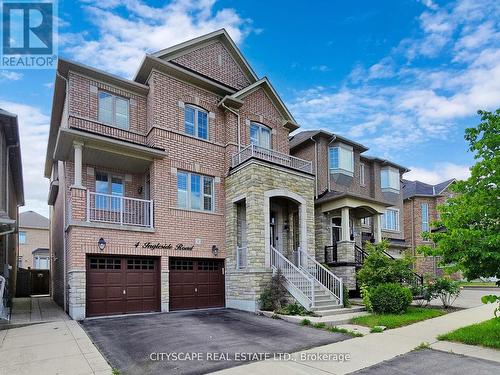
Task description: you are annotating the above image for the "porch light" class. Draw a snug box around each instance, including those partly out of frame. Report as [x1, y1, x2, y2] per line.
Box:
[98, 237, 106, 251]
[212, 245, 219, 256]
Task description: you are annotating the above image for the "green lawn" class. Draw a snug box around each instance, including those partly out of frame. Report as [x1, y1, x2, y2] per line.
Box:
[438, 319, 500, 349]
[351, 307, 446, 329]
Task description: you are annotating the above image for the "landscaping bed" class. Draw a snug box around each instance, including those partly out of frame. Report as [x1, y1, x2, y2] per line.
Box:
[351, 307, 446, 329]
[438, 318, 500, 349]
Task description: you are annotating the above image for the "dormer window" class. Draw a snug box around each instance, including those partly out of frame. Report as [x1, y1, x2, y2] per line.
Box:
[329, 145, 353, 176]
[250, 122, 271, 149]
[381, 167, 400, 193]
[184, 105, 208, 140]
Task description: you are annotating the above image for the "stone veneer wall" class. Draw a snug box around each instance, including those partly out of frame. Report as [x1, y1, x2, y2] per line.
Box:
[225, 161, 315, 311]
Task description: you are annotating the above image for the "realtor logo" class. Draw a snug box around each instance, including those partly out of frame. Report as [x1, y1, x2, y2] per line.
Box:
[1, 0, 57, 68]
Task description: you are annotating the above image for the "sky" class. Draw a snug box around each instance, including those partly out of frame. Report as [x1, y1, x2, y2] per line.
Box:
[1, 0, 499, 217]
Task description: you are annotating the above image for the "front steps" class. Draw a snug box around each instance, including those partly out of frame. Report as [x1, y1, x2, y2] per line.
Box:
[310, 285, 343, 316]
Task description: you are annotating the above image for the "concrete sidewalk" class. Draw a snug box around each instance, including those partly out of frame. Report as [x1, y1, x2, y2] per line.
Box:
[214, 303, 498, 374]
[8, 296, 69, 325]
[0, 320, 113, 375]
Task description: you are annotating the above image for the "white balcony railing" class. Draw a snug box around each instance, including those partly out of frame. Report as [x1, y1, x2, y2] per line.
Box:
[87, 191, 153, 228]
[231, 144, 313, 174]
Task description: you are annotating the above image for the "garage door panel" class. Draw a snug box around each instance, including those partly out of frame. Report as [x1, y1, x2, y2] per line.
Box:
[87, 256, 160, 317]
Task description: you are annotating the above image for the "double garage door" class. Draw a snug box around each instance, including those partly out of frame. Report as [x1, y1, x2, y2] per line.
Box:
[86, 256, 225, 317]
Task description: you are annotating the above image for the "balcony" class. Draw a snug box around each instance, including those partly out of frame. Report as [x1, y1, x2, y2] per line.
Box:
[87, 192, 153, 228]
[231, 144, 313, 174]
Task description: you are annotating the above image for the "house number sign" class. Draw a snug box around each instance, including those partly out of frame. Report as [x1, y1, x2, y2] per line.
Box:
[134, 242, 194, 251]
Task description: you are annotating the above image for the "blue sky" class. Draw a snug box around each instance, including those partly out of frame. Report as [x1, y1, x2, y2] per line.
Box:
[1, 0, 499, 216]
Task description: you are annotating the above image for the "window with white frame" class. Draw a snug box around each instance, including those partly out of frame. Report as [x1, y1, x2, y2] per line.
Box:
[98, 91, 129, 129]
[381, 167, 400, 192]
[329, 145, 354, 176]
[361, 217, 371, 226]
[249, 122, 271, 149]
[381, 208, 400, 231]
[95, 171, 124, 210]
[421, 203, 430, 233]
[184, 105, 208, 140]
[19, 231, 26, 244]
[177, 171, 214, 212]
[360, 162, 366, 186]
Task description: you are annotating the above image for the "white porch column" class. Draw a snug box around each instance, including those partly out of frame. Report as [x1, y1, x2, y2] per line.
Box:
[341, 207, 350, 241]
[374, 214, 382, 243]
[73, 141, 84, 187]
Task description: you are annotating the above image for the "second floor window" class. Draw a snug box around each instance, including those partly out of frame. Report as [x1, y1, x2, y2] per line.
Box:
[360, 163, 366, 186]
[421, 203, 430, 233]
[184, 105, 208, 140]
[329, 146, 354, 176]
[177, 171, 214, 212]
[95, 171, 124, 210]
[250, 122, 271, 149]
[98, 91, 129, 129]
[19, 231, 26, 244]
[381, 167, 400, 192]
[382, 208, 400, 231]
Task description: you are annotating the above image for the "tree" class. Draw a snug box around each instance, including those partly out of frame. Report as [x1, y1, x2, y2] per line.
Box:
[420, 109, 500, 284]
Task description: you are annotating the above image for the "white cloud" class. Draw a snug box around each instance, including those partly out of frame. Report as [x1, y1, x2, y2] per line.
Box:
[405, 162, 471, 184]
[62, 0, 254, 77]
[289, 0, 500, 156]
[0, 71, 23, 81]
[0, 100, 50, 217]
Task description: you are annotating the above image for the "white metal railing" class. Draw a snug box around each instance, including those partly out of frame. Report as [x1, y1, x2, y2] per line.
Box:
[270, 246, 315, 309]
[236, 246, 247, 269]
[231, 144, 313, 174]
[297, 248, 343, 305]
[87, 191, 154, 228]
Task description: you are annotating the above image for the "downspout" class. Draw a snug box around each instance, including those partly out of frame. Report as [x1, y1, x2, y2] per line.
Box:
[309, 136, 318, 198]
[5, 144, 20, 268]
[221, 102, 241, 152]
[411, 198, 415, 256]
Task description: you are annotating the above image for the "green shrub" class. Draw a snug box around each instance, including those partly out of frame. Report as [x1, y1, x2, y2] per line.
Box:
[343, 284, 351, 308]
[360, 284, 373, 312]
[427, 277, 460, 308]
[313, 322, 326, 329]
[300, 318, 311, 326]
[481, 295, 500, 318]
[258, 269, 288, 311]
[275, 303, 312, 316]
[370, 283, 413, 314]
[356, 241, 415, 288]
[411, 284, 433, 307]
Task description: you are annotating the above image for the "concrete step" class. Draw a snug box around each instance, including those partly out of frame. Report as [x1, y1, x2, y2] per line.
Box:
[311, 304, 342, 312]
[314, 299, 339, 308]
[312, 305, 366, 316]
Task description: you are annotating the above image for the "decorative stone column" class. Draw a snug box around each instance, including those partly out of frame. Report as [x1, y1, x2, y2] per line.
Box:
[73, 141, 84, 187]
[374, 213, 382, 243]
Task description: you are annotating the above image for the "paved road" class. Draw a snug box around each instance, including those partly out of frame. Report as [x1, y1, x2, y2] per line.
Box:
[352, 349, 500, 374]
[81, 308, 350, 375]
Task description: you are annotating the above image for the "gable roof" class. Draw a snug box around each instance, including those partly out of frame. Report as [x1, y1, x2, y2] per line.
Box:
[139, 29, 258, 86]
[289, 129, 368, 151]
[19, 210, 49, 229]
[223, 78, 299, 131]
[402, 178, 455, 199]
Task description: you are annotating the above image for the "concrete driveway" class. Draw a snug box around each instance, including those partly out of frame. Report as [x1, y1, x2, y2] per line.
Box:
[80, 309, 350, 375]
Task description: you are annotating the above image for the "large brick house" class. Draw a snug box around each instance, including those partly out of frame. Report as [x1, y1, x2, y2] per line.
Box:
[18, 211, 50, 270]
[45, 30, 345, 319]
[290, 130, 409, 291]
[0, 109, 24, 320]
[402, 178, 456, 278]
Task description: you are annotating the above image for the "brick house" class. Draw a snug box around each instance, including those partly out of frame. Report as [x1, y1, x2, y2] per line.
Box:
[0, 109, 24, 320]
[290, 130, 410, 291]
[18, 211, 50, 270]
[402, 178, 456, 278]
[45, 30, 343, 319]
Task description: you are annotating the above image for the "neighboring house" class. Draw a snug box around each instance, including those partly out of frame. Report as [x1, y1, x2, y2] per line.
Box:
[402, 178, 456, 278]
[0, 109, 24, 319]
[45, 29, 343, 320]
[290, 130, 409, 291]
[18, 211, 50, 270]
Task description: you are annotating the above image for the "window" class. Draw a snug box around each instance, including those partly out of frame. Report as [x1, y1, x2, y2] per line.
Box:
[17, 256, 23, 268]
[184, 105, 208, 140]
[361, 217, 371, 226]
[329, 145, 354, 176]
[34, 256, 50, 270]
[98, 91, 129, 129]
[421, 203, 430, 233]
[177, 171, 214, 212]
[381, 167, 400, 192]
[382, 208, 400, 231]
[250, 122, 271, 149]
[95, 171, 124, 210]
[19, 231, 26, 244]
[360, 163, 366, 186]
